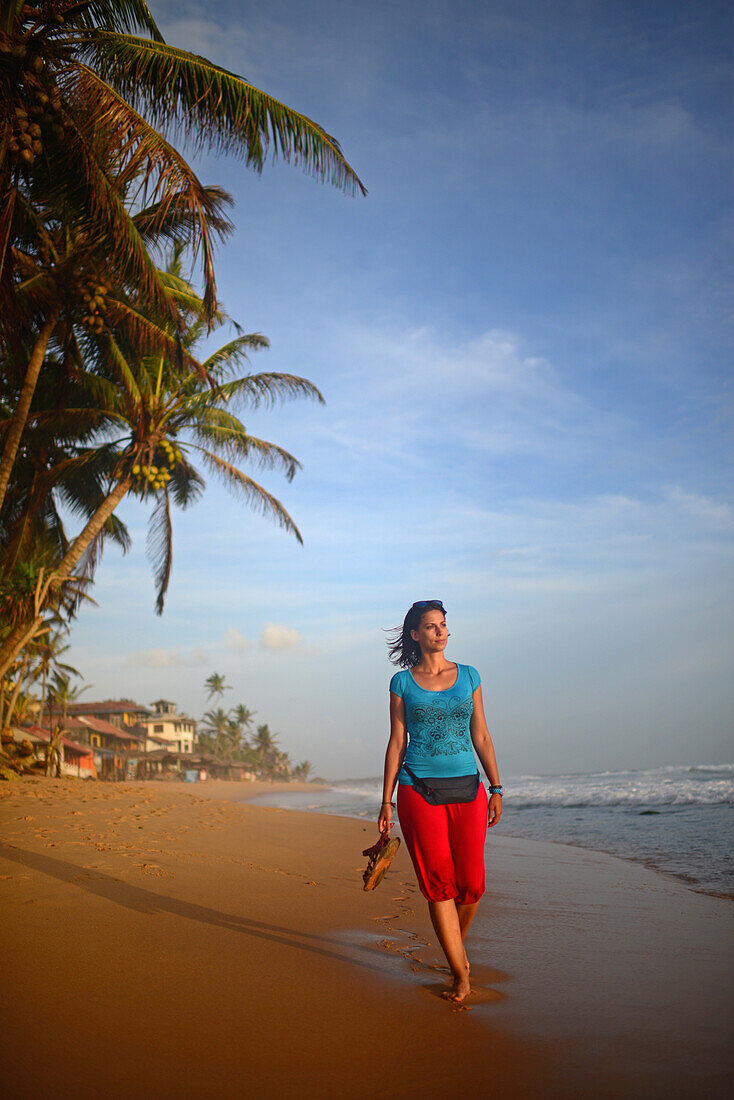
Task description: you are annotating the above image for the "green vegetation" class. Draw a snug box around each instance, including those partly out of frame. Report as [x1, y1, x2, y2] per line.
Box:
[197, 672, 312, 781]
[0, 1, 363, 727]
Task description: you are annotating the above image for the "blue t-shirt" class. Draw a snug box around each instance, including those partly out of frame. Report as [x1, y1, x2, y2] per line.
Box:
[389, 664, 481, 784]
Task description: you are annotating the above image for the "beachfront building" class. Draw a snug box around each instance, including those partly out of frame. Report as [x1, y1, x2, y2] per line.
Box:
[138, 700, 196, 754]
[65, 699, 152, 732]
[23, 725, 97, 779]
[58, 715, 144, 779]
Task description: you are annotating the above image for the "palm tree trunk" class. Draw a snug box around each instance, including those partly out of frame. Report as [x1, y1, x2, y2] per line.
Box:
[42, 664, 49, 732]
[0, 186, 15, 278]
[0, 619, 45, 689]
[0, 674, 7, 729]
[0, 475, 133, 678]
[0, 307, 61, 514]
[52, 475, 133, 585]
[4, 652, 28, 728]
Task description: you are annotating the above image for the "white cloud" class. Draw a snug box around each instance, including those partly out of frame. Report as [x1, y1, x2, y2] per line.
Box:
[223, 627, 254, 653]
[125, 647, 209, 669]
[310, 323, 598, 476]
[261, 623, 301, 650]
[666, 487, 734, 528]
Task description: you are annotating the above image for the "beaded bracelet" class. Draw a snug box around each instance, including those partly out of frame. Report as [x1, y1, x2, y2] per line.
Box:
[489, 785, 504, 796]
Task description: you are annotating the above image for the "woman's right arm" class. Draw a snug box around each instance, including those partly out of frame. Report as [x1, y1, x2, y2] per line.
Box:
[378, 692, 407, 835]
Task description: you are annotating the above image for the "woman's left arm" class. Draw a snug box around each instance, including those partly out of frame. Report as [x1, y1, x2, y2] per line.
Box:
[470, 684, 503, 827]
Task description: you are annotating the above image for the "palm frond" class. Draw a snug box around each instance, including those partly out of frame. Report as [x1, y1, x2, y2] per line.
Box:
[199, 334, 269, 377]
[146, 486, 173, 615]
[68, 372, 133, 428]
[200, 452, 303, 543]
[132, 186, 233, 251]
[26, 408, 107, 440]
[166, 455, 205, 509]
[73, 0, 164, 40]
[99, 333, 142, 406]
[52, 113, 179, 324]
[210, 371, 325, 408]
[73, 65, 234, 318]
[191, 419, 302, 482]
[54, 442, 120, 519]
[156, 271, 209, 317]
[107, 300, 205, 378]
[85, 34, 367, 196]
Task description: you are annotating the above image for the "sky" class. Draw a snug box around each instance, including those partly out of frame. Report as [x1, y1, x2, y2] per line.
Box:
[64, 0, 733, 779]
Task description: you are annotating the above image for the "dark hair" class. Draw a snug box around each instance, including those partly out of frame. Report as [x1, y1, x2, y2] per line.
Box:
[386, 601, 447, 668]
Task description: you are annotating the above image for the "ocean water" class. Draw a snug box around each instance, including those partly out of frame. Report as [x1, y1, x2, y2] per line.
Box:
[250, 764, 734, 898]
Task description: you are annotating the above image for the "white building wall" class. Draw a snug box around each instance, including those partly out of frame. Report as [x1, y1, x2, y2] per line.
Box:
[143, 717, 195, 753]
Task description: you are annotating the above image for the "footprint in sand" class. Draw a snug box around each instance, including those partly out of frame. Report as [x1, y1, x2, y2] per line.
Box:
[136, 863, 173, 878]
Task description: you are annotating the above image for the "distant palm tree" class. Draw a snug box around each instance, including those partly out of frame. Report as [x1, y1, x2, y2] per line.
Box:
[271, 749, 292, 781]
[46, 669, 88, 775]
[199, 706, 231, 758]
[252, 723, 277, 769]
[204, 672, 230, 705]
[49, 670, 88, 725]
[232, 703, 255, 731]
[11, 624, 79, 732]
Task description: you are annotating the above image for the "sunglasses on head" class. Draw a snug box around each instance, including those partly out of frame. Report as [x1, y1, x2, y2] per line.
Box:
[411, 600, 446, 613]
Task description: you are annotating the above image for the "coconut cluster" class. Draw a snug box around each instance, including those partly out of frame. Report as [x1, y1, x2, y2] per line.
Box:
[73, 275, 112, 334]
[2, 30, 72, 169]
[132, 440, 184, 493]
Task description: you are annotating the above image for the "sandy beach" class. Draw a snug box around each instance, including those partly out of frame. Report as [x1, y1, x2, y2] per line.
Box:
[2, 778, 732, 1099]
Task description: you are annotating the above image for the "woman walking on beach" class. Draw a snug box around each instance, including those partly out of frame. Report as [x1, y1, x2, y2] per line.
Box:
[379, 600, 503, 1004]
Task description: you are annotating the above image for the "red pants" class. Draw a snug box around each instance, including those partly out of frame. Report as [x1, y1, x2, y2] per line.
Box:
[397, 782, 488, 904]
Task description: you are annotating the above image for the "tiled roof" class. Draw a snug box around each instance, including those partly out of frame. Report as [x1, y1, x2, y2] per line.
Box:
[64, 716, 143, 742]
[140, 715, 193, 725]
[66, 700, 152, 717]
[23, 725, 94, 755]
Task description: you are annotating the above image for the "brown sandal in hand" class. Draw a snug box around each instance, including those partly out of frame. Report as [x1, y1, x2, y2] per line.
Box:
[362, 834, 401, 891]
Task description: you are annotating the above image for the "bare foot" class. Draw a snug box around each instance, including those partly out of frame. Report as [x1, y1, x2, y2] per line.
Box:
[442, 967, 471, 1003]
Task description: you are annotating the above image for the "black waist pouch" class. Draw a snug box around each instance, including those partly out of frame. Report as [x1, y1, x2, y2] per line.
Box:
[403, 764, 481, 806]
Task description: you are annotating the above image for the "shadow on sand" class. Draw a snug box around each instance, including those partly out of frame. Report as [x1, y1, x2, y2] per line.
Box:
[0, 841, 396, 978]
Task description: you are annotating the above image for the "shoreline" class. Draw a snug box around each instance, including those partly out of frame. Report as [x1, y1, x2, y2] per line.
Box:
[2, 777, 733, 1098]
[245, 778, 734, 901]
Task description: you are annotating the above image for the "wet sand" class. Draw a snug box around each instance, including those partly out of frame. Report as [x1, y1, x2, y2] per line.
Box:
[1, 777, 732, 1098]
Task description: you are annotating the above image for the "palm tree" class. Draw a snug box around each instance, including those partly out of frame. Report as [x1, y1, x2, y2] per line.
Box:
[252, 722, 278, 772]
[49, 668, 87, 723]
[0, 255, 324, 676]
[0, 129, 233, 517]
[231, 703, 256, 734]
[271, 748, 292, 781]
[0, 621, 78, 730]
[46, 668, 88, 775]
[0, 648, 31, 730]
[0, 0, 364, 512]
[204, 672, 230, 705]
[31, 627, 80, 732]
[1, 0, 364, 291]
[227, 703, 256, 761]
[0, 160, 224, 639]
[199, 706, 231, 758]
